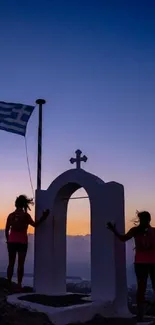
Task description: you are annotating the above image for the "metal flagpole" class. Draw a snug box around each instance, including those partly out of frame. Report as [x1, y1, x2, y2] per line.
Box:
[36, 98, 46, 190]
[33, 99, 45, 291]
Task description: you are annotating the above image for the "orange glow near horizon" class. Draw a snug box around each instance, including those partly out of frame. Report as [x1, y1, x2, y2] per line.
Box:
[0, 206, 129, 237]
[0, 197, 137, 236]
[0, 189, 91, 235]
[0, 189, 154, 235]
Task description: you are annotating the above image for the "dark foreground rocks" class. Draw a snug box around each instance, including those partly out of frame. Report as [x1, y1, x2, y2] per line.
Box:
[0, 278, 51, 325]
[0, 298, 52, 325]
[0, 277, 154, 325]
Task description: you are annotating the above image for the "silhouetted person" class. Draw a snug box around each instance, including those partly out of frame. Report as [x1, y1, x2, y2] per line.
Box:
[107, 211, 155, 322]
[5, 195, 49, 292]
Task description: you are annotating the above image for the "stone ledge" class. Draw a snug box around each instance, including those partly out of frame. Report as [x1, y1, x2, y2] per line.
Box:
[7, 293, 133, 325]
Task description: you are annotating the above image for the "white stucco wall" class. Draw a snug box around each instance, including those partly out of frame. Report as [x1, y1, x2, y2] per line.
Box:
[33, 168, 128, 311]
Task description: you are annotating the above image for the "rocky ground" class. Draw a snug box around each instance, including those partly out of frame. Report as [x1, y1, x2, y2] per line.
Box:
[0, 278, 51, 325]
[0, 277, 154, 325]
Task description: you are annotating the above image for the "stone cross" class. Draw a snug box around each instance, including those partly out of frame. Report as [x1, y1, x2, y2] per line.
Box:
[70, 149, 88, 169]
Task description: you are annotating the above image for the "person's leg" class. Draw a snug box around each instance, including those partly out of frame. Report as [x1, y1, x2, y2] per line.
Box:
[149, 264, 155, 295]
[7, 243, 16, 285]
[134, 263, 148, 321]
[17, 244, 28, 291]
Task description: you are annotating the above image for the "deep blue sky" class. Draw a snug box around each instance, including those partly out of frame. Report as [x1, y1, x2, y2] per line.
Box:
[0, 1, 155, 232]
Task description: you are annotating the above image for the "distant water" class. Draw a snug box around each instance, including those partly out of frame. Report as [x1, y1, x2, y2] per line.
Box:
[0, 272, 33, 287]
[0, 272, 85, 287]
[0, 271, 137, 291]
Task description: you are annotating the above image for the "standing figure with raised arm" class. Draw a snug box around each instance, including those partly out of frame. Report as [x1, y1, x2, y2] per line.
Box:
[107, 211, 155, 322]
[5, 195, 49, 292]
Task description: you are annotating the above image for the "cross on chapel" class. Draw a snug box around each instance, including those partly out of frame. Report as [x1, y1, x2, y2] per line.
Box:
[70, 149, 88, 169]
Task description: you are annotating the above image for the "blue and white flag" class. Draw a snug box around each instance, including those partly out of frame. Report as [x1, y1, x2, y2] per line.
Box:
[0, 101, 35, 136]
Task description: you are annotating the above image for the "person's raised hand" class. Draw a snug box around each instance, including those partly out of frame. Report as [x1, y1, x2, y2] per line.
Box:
[42, 209, 50, 219]
[106, 221, 116, 232]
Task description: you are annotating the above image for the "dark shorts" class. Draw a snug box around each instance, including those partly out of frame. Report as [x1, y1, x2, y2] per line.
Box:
[134, 263, 155, 280]
[7, 242, 28, 254]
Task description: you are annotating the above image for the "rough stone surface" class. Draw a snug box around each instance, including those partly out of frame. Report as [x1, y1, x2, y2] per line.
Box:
[1, 278, 155, 325]
[0, 278, 51, 325]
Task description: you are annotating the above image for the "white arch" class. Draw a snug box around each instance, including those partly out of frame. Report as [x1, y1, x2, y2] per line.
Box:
[33, 168, 128, 313]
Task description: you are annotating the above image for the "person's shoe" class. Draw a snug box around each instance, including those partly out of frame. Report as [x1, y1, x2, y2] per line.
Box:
[15, 284, 22, 293]
[137, 304, 145, 323]
[7, 281, 13, 293]
[137, 315, 144, 322]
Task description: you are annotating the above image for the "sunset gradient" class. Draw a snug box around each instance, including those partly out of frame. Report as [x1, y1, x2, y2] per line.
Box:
[0, 1, 155, 235]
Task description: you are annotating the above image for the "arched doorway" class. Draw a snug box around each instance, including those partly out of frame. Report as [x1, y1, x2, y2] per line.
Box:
[67, 188, 91, 292]
[34, 167, 127, 309]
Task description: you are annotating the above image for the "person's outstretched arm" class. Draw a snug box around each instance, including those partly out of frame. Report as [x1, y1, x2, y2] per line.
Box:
[28, 209, 50, 228]
[107, 222, 135, 242]
[5, 214, 12, 242]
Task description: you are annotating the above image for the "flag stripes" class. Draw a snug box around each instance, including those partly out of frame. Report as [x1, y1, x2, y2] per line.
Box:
[0, 101, 35, 136]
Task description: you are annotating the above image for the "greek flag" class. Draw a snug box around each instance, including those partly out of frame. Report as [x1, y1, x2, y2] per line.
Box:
[0, 101, 35, 136]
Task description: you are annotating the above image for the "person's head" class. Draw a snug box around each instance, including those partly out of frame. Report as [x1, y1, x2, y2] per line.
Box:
[136, 210, 151, 228]
[15, 195, 34, 213]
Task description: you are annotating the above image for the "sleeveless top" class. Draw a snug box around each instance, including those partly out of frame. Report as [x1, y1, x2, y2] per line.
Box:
[134, 226, 155, 264]
[8, 209, 29, 244]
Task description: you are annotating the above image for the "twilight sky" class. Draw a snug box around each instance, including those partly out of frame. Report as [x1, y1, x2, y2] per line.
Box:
[0, 0, 155, 234]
